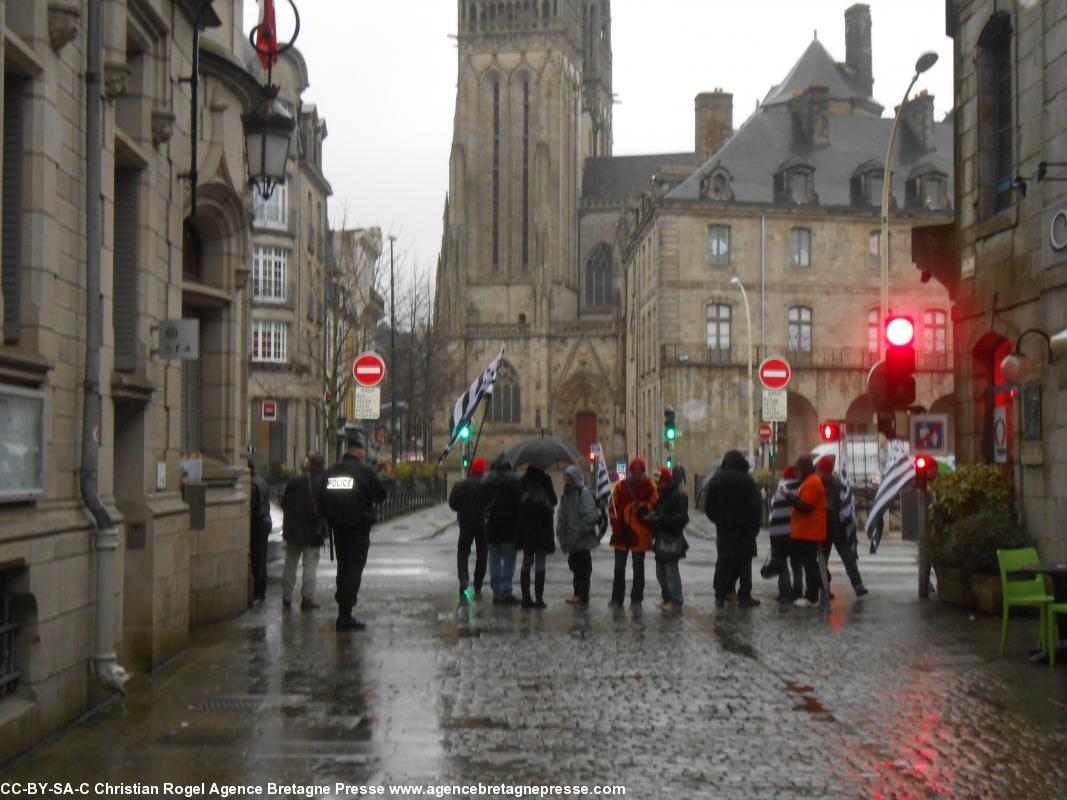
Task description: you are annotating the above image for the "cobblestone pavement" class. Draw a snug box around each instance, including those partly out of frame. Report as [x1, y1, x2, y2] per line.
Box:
[4, 504, 1067, 799]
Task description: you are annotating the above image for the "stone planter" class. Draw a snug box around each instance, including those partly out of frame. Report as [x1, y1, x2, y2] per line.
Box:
[933, 564, 1002, 614]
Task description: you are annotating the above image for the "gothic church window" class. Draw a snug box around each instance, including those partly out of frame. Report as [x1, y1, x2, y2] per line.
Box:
[489, 360, 521, 423]
[585, 243, 613, 308]
[522, 77, 530, 270]
[492, 78, 501, 270]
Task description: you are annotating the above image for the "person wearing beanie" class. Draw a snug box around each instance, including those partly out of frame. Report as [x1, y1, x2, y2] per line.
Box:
[482, 454, 522, 605]
[785, 455, 828, 607]
[765, 464, 802, 603]
[704, 451, 763, 608]
[449, 457, 489, 600]
[321, 427, 387, 630]
[608, 458, 659, 607]
[649, 466, 689, 611]
[816, 455, 868, 599]
[556, 465, 600, 604]
[280, 453, 328, 611]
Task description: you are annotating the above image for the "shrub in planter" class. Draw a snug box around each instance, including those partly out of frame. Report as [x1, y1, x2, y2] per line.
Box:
[943, 509, 1030, 575]
[925, 464, 1016, 568]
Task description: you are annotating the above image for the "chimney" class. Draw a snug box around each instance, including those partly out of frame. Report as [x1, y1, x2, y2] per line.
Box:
[901, 91, 936, 152]
[788, 83, 831, 147]
[845, 4, 873, 97]
[695, 90, 733, 162]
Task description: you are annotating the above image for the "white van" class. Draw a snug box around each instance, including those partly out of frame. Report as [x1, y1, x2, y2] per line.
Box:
[809, 435, 882, 488]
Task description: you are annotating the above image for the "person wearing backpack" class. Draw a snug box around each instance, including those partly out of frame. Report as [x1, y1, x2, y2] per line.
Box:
[449, 456, 488, 600]
[482, 455, 521, 605]
[608, 458, 658, 607]
[280, 453, 327, 611]
[516, 463, 557, 609]
[556, 465, 600, 605]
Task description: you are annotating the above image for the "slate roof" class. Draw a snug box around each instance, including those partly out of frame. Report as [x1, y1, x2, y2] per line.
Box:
[762, 39, 878, 110]
[667, 109, 953, 209]
[582, 152, 702, 202]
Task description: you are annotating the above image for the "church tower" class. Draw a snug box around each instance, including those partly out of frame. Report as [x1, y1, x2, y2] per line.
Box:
[439, 1, 612, 335]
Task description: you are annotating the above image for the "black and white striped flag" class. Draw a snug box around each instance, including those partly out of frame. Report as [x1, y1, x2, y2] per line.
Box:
[865, 440, 912, 553]
[590, 443, 613, 539]
[437, 346, 505, 463]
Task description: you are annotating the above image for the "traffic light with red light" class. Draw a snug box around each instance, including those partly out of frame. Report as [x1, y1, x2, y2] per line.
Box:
[885, 315, 917, 409]
[820, 421, 841, 441]
[914, 454, 938, 492]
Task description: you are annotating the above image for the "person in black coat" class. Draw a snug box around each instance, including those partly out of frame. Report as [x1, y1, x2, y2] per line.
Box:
[280, 454, 327, 610]
[320, 430, 387, 631]
[516, 464, 557, 609]
[449, 456, 488, 599]
[650, 466, 689, 610]
[248, 457, 273, 602]
[482, 455, 522, 605]
[704, 450, 763, 608]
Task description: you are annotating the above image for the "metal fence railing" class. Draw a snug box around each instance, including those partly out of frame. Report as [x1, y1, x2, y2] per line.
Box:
[376, 476, 449, 523]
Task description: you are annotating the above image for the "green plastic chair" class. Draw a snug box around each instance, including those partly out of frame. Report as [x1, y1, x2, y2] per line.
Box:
[997, 548, 1054, 657]
[1047, 603, 1067, 668]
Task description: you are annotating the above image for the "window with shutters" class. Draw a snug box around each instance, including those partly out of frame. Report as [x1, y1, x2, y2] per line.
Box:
[488, 360, 520, 423]
[251, 183, 288, 229]
[113, 168, 141, 371]
[788, 306, 813, 352]
[252, 247, 288, 302]
[252, 320, 288, 363]
[2, 76, 27, 344]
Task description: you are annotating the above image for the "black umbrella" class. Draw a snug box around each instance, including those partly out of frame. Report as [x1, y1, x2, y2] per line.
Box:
[505, 436, 582, 470]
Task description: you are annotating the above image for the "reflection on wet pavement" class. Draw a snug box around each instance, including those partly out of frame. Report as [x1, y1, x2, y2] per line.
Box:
[3, 504, 1067, 798]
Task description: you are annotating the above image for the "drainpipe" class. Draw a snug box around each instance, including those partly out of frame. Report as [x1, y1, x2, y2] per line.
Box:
[759, 213, 766, 348]
[83, 0, 129, 696]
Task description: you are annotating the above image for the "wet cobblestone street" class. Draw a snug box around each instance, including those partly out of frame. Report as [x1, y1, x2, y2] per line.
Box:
[4, 505, 1067, 798]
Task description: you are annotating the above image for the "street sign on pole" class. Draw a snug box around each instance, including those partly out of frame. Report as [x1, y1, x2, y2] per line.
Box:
[354, 386, 381, 420]
[762, 389, 787, 422]
[758, 356, 791, 390]
[911, 414, 949, 456]
[758, 422, 773, 442]
[353, 351, 386, 387]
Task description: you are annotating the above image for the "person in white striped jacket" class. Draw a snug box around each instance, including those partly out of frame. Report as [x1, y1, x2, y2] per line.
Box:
[766, 466, 802, 603]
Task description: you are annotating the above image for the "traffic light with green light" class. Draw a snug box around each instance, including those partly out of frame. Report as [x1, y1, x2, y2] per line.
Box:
[664, 408, 677, 443]
[458, 424, 471, 441]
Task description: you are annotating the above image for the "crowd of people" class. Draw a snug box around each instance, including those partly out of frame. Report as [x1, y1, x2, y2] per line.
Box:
[250, 431, 868, 632]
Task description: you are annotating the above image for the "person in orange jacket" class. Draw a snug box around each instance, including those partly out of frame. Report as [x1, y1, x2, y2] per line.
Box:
[785, 455, 828, 607]
[608, 458, 658, 607]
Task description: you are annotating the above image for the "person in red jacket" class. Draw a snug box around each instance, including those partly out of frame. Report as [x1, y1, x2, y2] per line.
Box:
[608, 458, 658, 607]
[785, 455, 828, 607]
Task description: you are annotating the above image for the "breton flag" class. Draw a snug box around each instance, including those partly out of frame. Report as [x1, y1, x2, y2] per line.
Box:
[839, 474, 859, 560]
[437, 346, 506, 463]
[590, 443, 613, 539]
[255, 0, 279, 70]
[865, 440, 913, 553]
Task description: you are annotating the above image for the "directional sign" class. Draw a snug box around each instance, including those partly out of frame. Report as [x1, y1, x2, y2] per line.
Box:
[354, 386, 381, 420]
[353, 351, 386, 387]
[762, 389, 787, 422]
[758, 356, 791, 390]
[758, 422, 773, 442]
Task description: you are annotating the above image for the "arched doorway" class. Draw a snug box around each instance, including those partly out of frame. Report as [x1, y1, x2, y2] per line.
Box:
[552, 370, 613, 466]
[774, 392, 818, 470]
[972, 332, 1013, 465]
[845, 394, 877, 435]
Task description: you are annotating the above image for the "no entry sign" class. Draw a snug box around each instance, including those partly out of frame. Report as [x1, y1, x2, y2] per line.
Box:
[758, 423, 773, 442]
[353, 352, 386, 387]
[759, 356, 791, 390]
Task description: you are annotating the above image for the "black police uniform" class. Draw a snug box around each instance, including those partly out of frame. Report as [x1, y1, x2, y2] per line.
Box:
[320, 453, 387, 623]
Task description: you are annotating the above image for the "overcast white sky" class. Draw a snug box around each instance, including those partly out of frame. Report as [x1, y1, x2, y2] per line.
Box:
[248, 0, 953, 280]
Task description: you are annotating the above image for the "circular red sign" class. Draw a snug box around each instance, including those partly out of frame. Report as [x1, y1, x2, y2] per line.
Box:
[758, 423, 773, 442]
[353, 352, 386, 387]
[758, 357, 792, 390]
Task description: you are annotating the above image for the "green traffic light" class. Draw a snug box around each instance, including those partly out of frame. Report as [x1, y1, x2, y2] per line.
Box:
[666, 428, 676, 441]
[459, 425, 471, 440]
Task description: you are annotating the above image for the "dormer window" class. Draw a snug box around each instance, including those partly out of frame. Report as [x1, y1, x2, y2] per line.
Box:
[699, 166, 733, 201]
[906, 164, 950, 211]
[850, 161, 885, 207]
[774, 160, 815, 205]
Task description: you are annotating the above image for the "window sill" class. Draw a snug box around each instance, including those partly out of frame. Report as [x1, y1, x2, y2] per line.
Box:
[976, 205, 1017, 241]
[0, 345, 51, 388]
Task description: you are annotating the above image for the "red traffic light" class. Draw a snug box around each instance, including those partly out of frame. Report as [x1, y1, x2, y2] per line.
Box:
[914, 455, 938, 491]
[915, 455, 928, 469]
[886, 316, 915, 347]
[820, 421, 841, 441]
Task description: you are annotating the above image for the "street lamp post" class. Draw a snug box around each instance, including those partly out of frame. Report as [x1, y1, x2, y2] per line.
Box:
[731, 276, 754, 466]
[389, 235, 398, 467]
[880, 51, 939, 357]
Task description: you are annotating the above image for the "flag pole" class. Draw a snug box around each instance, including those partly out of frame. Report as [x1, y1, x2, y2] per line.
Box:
[467, 393, 493, 470]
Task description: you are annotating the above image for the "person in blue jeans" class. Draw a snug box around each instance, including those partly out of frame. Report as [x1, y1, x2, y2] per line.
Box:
[650, 466, 689, 610]
[481, 455, 521, 605]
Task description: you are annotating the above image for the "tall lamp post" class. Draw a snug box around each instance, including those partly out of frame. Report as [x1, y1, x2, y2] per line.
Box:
[880, 51, 939, 357]
[389, 235, 398, 467]
[731, 276, 754, 466]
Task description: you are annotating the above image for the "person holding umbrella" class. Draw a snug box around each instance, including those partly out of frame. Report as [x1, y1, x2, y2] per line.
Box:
[516, 463, 557, 608]
[608, 458, 658, 607]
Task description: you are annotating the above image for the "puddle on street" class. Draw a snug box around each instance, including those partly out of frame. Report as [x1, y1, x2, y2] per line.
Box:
[786, 681, 835, 721]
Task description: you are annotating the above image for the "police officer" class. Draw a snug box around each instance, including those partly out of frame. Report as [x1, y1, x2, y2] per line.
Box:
[320, 429, 387, 631]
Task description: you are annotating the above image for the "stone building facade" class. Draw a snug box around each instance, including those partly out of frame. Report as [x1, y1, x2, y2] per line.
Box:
[246, 46, 333, 477]
[937, 0, 1067, 557]
[435, 2, 954, 474]
[0, 0, 259, 760]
